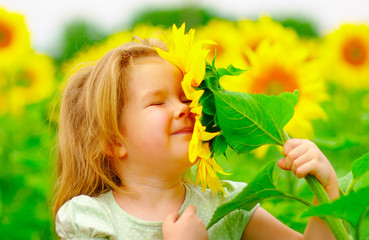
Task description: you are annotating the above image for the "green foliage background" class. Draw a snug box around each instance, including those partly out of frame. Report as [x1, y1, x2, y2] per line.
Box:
[1, 6, 368, 239]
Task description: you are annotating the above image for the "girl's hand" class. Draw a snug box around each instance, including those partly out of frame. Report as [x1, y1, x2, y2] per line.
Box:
[162, 205, 209, 240]
[278, 139, 339, 200]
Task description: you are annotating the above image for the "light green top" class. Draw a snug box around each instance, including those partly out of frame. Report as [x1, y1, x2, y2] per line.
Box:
[56, 180, 258, 240]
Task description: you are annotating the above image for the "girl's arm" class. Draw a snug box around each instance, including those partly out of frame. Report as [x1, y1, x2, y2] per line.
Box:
[242, 138, 338, 240]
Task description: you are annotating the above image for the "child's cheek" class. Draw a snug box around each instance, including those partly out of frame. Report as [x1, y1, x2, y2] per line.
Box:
[145, 110, 171, 143]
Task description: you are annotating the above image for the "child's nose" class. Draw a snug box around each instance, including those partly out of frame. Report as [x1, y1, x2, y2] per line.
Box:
[175, 101, 190, 119]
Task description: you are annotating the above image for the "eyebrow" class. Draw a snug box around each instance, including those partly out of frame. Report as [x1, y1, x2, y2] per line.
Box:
[142, 89, 165, 99]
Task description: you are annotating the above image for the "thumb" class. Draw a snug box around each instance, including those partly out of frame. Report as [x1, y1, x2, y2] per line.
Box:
[278, 158, 286, 170]
[164, 211, 179, 224]
[182, 204, 197, 215]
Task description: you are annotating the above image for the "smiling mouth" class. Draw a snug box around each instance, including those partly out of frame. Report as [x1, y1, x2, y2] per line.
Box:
[172, 127, 194, 135]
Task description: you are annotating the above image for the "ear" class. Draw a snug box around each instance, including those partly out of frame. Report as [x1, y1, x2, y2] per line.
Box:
[105, 139, 127, 158]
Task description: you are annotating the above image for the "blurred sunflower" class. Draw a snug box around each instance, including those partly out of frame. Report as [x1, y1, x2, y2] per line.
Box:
[221, 40, 328, 156]
[1, 53, 56, 114]
[0, 7, 31, 66]
[132, 24, 169, 41]
[196, 19, 244, 68]
[237, 16, 300, 66]
[321, 23, 369, 89]
[63, 24, 168, 75]
[62, 31, 133, 75]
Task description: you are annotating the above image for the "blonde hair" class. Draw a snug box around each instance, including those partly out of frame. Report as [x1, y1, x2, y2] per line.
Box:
[53, 39, 166, 217]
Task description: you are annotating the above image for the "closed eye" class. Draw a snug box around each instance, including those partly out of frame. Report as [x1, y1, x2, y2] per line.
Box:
[150, 102, 164, 106]
[182, 100, 192, 105]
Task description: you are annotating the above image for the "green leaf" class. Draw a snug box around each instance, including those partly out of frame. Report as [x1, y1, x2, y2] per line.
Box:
[211, 135, 228, 158]
[200, 89, 216, 116]
[314, 137, 360, 151]
[204, 75, 220, 92]
[352, 151, 369, 180]
[344, 151, 369, 193]
[207, 161, 310, 229]
[338, 171, 353, 194]
[302, 186, 369, 228]
[217, 64, 247, 78]
[201, 113, 217, 132]
[214, 90, 299, 153]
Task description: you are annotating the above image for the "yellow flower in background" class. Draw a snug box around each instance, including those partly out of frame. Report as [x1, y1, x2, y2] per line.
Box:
[62, 31, 133, 75]
[237, 16, 300, 65]
[321, 23, 369, 89]
[157, 23, 226, 193]
[0, 7, 55, 115]
[132, 23, 169, 41]
[63, 24, 168, 76]
[0, 7, 31, 66]
[218, 16, 305, 101]
[21, 54, 55, 103]
[196, 19, 245, 69]
[1, 53, 56, 114]
[222, 40, 328, 142]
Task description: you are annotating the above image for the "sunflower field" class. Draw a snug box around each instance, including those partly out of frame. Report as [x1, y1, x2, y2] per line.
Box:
[1, 5, 369, 240]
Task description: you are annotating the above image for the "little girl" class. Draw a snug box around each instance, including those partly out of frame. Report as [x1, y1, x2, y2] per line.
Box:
[53, 38, 339, 239]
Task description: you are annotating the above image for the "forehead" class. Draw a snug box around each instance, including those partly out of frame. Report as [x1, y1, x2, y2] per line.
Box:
[126, 57, 183, 96]
[128, 57, 180, 83]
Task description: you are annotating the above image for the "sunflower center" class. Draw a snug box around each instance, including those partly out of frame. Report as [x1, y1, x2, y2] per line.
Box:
[0, 22, 13, 48]
[342, 37, 367, 66]
[251, 66, 298, 95]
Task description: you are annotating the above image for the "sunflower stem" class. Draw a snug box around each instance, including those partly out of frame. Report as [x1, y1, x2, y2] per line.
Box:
[305, 175, 351, 240]
[282, 133, 351, 240]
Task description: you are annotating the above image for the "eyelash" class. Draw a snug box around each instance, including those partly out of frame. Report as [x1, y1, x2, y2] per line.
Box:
[150, 102, 164, 106]
[149, 99, 191, 107]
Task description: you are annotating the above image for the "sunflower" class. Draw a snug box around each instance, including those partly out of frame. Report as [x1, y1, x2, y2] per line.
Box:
[195, 143, 228, 193]
[221, 40, 328, 144]
[156, 23, 226, 193]
[219, 16, 307, 104]
[21, 53, 55, 103]
[2, 53, 56, 114]
[320, 23, 369, 89]
[196, 19, 245, 69]
[0, 7, 31, 67]
[237, 16, 300, 66]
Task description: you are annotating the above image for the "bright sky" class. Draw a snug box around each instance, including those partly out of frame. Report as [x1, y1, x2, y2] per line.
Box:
[1, 0, 369, 55]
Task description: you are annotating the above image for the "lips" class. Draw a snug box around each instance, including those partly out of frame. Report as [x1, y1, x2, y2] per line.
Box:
[172, 126, 194, 135]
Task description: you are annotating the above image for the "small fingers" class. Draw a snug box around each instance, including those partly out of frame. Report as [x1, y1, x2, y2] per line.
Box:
[283, 138, 304, 156]
[282, 139, 317, 170]
[283, 139, 316, 156]
[290, 149, 315, 173]
[294, 160, 318, 178]
[279, 148, 305, 170]
[278, 151, 311, 172]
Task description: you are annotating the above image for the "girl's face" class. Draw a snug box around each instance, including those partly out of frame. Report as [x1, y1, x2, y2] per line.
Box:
[118, 57, 195, 178]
